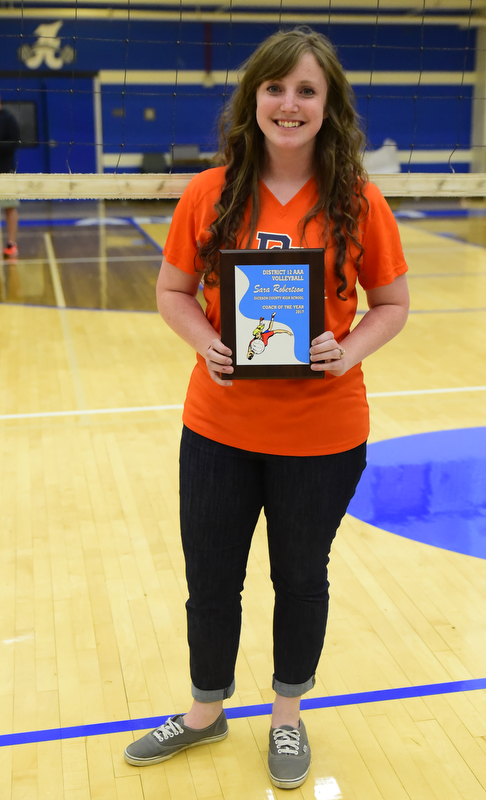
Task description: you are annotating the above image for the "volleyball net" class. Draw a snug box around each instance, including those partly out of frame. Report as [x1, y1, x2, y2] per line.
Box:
[1, 0, 485, 200]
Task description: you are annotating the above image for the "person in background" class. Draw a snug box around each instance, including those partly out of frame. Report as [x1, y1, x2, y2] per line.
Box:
[0, 95, 21, 259]
[124, 26, 409, 790]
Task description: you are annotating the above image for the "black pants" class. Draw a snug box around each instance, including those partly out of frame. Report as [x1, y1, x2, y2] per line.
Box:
[179, 426, 367, 702]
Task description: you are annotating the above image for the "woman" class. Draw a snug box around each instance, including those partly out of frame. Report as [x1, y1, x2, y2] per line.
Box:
[124, 26, 409, 789]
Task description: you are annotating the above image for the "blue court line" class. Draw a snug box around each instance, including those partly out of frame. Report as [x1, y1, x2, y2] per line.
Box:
[395, 208, 486, 219]
[4, 208, 486, 226]
[1, 218, 168, 231]
[129, 217, 164, 254]
[2, 216, 165, 255]
[0, 218, 149, 228]
[2, 677, 486, 749]
[5, 218, 111, 227]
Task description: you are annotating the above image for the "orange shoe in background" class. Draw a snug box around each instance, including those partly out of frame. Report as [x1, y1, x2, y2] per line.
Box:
[3, 242, 18, 258]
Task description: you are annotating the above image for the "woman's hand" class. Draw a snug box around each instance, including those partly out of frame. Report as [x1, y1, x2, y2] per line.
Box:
[205, 338, 234, 386]
[309, 331, 348, 376]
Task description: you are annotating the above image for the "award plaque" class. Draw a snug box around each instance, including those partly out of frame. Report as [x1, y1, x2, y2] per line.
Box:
[220, 248, 325, 379]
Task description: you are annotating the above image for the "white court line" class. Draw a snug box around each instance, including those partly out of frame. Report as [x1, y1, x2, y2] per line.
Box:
[368, 386, 486, 398]
[44, 232, 66, 309]
[43, 233, 88, 412]
[0, 404, 184, 421]
[0, 388, 485, 422]
[15, 255, 162, 266]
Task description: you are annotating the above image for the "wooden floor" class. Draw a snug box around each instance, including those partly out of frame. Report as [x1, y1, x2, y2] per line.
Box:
[1, 202, 486, 799]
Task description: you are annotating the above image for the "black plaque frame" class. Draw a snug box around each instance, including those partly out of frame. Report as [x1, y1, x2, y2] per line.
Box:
[220, 248, 325, 379]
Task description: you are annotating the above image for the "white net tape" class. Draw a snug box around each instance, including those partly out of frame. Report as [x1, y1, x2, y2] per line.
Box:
[2, 172, 486, 199]
[1, 0, 484, 199]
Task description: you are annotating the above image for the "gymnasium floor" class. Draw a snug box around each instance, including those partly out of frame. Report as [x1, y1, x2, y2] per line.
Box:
[0, 199, 485, 800]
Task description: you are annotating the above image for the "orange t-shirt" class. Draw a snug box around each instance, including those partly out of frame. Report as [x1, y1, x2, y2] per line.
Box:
[163, 166, 407, 456]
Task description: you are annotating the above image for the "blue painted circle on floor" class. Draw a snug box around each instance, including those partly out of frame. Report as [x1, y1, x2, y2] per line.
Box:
[347, 428, 486, 558]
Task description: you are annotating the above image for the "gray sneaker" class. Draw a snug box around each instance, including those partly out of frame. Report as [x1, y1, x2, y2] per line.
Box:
[124, 711, 229, 766]
[268, 719, 311, 789]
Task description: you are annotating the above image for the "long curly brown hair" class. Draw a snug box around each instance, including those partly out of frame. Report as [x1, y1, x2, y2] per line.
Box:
[198, 26, 368, 300]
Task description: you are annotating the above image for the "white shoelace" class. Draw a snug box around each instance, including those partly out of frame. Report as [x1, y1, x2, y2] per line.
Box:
[272, 727, 300, 755]
[152, 717, 184, 742]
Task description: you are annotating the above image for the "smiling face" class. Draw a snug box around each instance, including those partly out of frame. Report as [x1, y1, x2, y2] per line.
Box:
[255, 52, 329, 162]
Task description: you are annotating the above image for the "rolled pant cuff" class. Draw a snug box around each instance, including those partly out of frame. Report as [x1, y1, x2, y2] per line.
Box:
[191, 679, 236, 703]
[272, 674, 315, 698]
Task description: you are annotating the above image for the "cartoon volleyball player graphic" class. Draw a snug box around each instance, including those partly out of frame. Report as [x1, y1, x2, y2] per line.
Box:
[246, 312, 293, 360]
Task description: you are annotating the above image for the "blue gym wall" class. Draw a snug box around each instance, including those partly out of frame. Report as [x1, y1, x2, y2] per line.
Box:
[0, 17, 476, 174]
